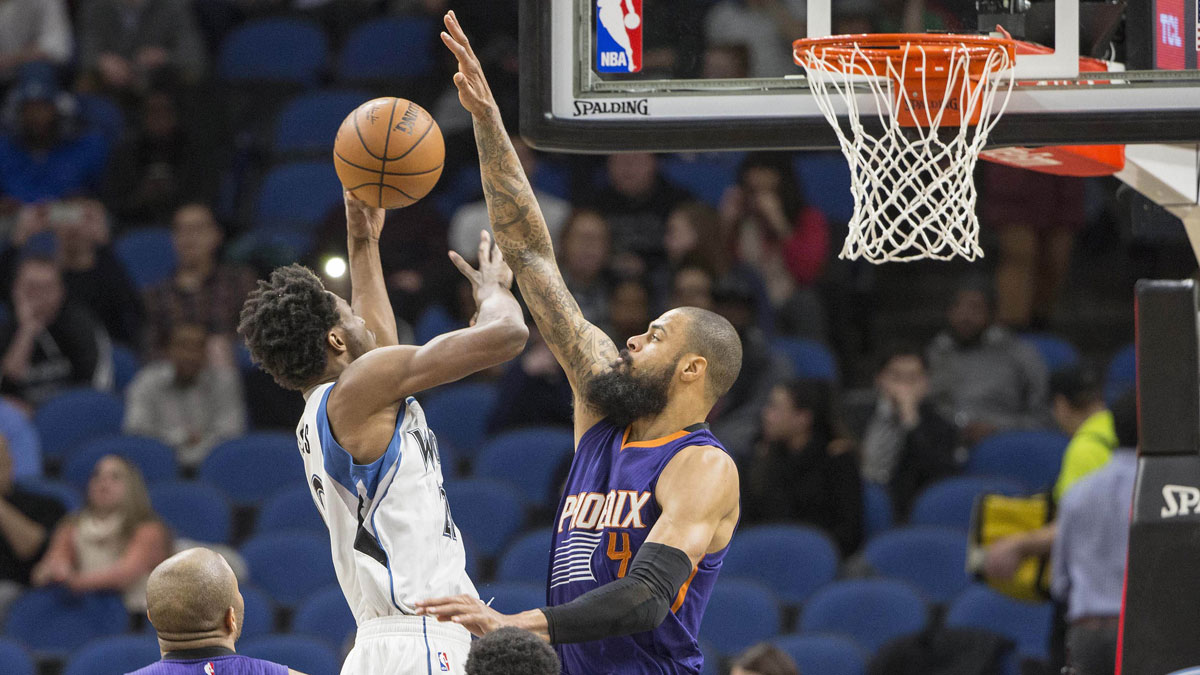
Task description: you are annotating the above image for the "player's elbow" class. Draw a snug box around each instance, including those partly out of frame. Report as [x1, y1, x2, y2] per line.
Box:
[488, 317, 529, 360]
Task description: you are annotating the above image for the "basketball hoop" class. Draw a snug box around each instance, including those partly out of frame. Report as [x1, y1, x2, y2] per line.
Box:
[794, 33, 1017, 262]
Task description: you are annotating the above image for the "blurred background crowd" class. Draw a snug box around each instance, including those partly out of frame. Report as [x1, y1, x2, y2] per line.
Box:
[0, 1, 1187, 674]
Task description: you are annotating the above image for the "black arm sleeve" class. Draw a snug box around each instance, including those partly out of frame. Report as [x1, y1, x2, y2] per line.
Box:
[538, 542, 693, 644]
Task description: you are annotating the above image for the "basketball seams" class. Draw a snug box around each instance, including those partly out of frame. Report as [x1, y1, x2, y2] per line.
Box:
[384, 113, 435, 162]
[351, 103, 388, 162]
[334, 151, 442, 177]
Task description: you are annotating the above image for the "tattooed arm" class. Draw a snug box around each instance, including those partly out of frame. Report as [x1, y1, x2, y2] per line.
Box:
[440, 11, 618, 439]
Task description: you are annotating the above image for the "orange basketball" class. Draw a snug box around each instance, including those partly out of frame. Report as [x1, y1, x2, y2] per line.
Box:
[333, 97, 444, 209]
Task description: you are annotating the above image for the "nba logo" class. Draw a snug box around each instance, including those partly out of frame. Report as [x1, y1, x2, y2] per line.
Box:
[204, 664, 215, 675]
[596, 0, 642, 73]
[438, 652, 450, 671]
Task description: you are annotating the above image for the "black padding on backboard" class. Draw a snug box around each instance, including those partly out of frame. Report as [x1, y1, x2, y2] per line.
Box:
[1135, 280, 1200, 456]
[1122, 455, 1200, 674]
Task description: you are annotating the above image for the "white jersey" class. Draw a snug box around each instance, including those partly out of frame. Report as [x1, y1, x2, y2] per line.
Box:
[296, 383, 477, 624]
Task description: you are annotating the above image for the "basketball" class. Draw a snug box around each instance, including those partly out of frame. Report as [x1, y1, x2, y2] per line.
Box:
[333, 97, 444, 209]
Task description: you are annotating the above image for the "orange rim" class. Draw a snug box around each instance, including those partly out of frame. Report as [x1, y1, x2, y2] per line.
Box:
[793, 33, 1017, 69]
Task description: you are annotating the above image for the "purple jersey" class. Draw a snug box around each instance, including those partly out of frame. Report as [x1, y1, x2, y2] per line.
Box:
[127, 653, 288, 675]
[548, 420, 734, 674]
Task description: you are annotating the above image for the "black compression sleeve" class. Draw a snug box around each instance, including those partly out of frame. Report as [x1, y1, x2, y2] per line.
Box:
[539, 542, 693, 644]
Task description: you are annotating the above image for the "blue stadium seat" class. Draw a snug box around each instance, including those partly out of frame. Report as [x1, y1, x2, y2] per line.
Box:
[149, 481, 232, 544]
[240, 635, 340, 675]
[1019, 333, 1081, 374]
[241, 532, 336, 609]
[3, 588, 128, 655]
[909, 475, 1028, 530]
[337, 17, 436, 83]
[794, 152, 855, 225]
[474, 428, 574, 507]
[0, 638, 34, 675]
[699, 579, 782, 657]
[75, 94, 126, 147]
[274, 89, 373, 156]
[945, 585, 1054, 662]
[0, 399, 42, 479]
[862, 481, 894, 539]
[721, 524, 839, 606]
[34, 389, 125, 462]
[660, 152, 745, 208]
[114, 228, 176, 290]
[198, 433, 300, 506]
[774, 634, 868, 675]
[1105, 343, 1136, 405]
[111, 345, 140, 392]
[62, 436, 178, 489]
[446, 478, 525, 558]
[462, 534, 480, 579]
[772, 337, 838, 381]
[254, 162, 344, 233]
[218, 18, 329, 86]
[414, 305, 465, 346]
[699, 640, 720, 675]
[227, 228, 316, 266]
[799, 580, 929, 657]
[966, 431, 1071, 492]
[14, 478, 81, 511]
[62, 635, 161, 675]
[256, 485, 324, 536]
[432, 166, 484, 220]
[496, 528, 553, 583]
[421, 383, 497, 460]
[474, 582, 545, 616]
[294, 586, 356, 651]
[862, 526, 971, 604]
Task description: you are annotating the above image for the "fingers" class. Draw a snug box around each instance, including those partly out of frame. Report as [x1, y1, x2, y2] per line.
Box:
[443, 10, 469, 47]
[414, 595, 479, 617]
[477, 229, 492, 265]
[447, 250, 478, 281]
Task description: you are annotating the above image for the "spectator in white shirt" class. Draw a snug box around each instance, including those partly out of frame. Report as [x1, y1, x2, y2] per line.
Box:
[0, 0, 72, 83]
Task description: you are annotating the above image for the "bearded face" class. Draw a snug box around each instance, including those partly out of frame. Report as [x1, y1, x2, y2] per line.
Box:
[585, 350, 677, 428]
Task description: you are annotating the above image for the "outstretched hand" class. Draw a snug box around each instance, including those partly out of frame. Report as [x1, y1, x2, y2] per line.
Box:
[344, 191, 385, 240]
[448, 230, 514, 325]
[440, 11, 498, 118]
[415, 594, 509, 638]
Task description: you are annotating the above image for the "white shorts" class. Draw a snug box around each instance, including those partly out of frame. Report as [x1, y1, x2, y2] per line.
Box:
[341, 615, 473, 675]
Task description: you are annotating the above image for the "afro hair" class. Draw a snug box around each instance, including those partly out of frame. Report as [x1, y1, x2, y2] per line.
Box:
[238, 264, 339, 390]
[465, 627, 560, 675]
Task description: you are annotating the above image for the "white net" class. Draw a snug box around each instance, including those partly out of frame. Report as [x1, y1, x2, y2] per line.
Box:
[796, 39, 1016, 263]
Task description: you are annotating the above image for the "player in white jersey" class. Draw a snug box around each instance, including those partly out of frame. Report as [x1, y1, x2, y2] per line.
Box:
[237, 194, 528, 674]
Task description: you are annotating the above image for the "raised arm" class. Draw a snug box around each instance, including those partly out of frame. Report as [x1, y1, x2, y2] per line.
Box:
[440, 11, 619, 439]
[345, 194, 400, 348]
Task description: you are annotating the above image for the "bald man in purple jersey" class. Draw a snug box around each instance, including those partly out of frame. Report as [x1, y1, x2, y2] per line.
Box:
[419, 12, 744, 674]
[127, 548, 307, 675]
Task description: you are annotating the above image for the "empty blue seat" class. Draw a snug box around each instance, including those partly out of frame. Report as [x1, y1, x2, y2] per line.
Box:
[218, 18, 329, 86]
[774, 634, 868, 675]
[795, 152, 855, 225]
[34, 388, 124, 461]
[0, 399, 42, 479]
[254, 162, 344, 233]
[474, 582, 545, 616]
[945, 585, 1054, 662]
[0, 638, 34, 675]
[256, 485, 324, 535]
[149, 481, 232, 544]
[240, 635, 340, 675]
[112, 345, 140, 392]
[909, 475, 1027, 530]
[199, 433, 300, 506]
[114, 228, 176, 289]
[721, 524, 839, 606]
[966, 431, 1070, 493]
[1105, 343, 1136, 405]
[420, 383, 497, 460]
[862, 526, 971, 604]
[862, 480, 894, 538]
[799, 580, 929, 657]
[241, 532, 335, 609]
[274, 89, 373, 156]
[1019, 333, 1081, 374]
[772, 337, 838, 381]
[62, 635, 161, 675]
[294, 586, 356, 651]
[660, 152, 745, 208]
[496, 528, 553, 583]
[446, 478, 525, 558]
[474, 428, 574, 507]
[699, 579, 782, 657]
[14, 478, 81, 511]
[62, 436, 178, 489]
[3, 588, 128, 655]
[337, 17, 436, 82]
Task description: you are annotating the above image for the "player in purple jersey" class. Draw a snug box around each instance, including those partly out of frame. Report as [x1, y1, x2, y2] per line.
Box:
[128, 547, 305, 675]
[418, 12, 745, 674]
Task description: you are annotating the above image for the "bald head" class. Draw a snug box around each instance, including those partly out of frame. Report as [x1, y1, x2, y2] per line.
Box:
[147, 548, 243, 645]
[674, 307, 743, 399]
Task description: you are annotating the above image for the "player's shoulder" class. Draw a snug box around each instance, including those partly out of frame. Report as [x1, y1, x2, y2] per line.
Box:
[662, 444, 739, 488]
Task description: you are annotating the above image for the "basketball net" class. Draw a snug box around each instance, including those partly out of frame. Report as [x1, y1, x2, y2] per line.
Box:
[794, 36, 1016, 263]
